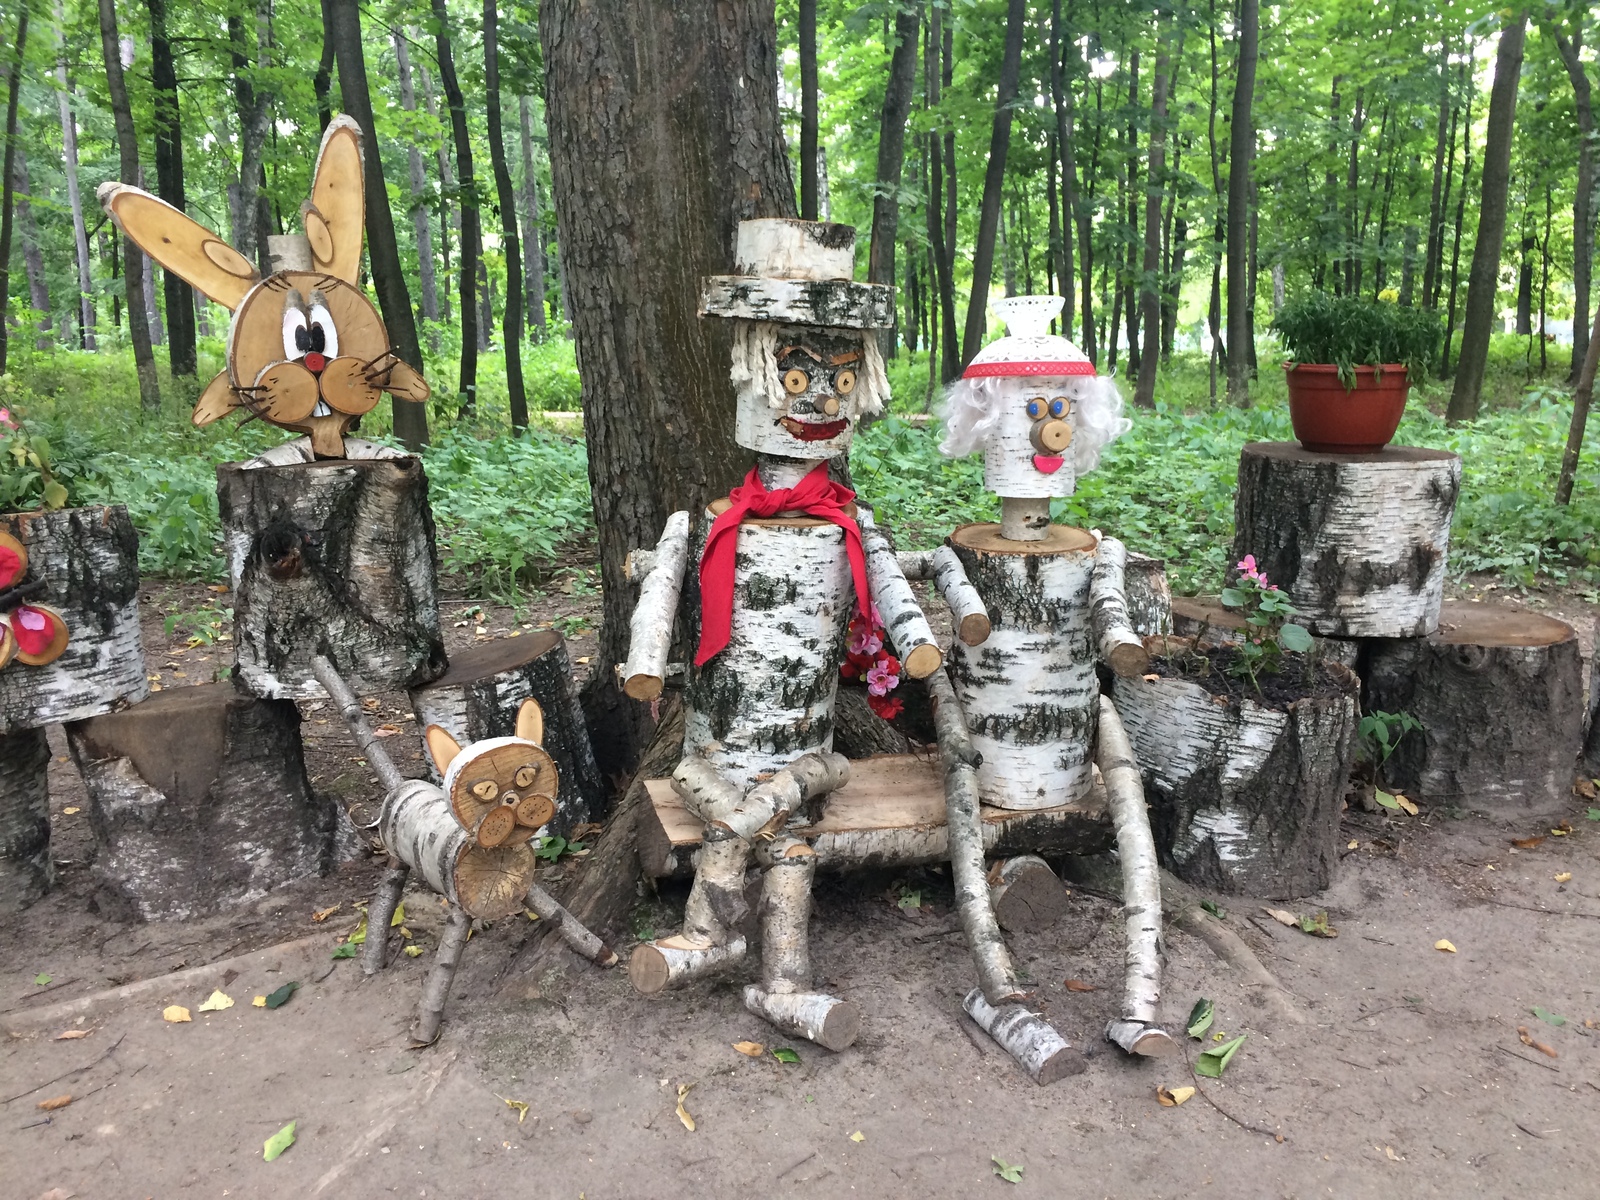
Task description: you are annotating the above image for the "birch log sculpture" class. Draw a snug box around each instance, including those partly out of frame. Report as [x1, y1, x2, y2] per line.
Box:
[860, 513, 941, 679]
[1114, 661, 1361, 899]
[219, 453, 446, 700]
[1089, 536, 1150, 678]
[409, 631, 603, 834]
[0, 728, 50, 912]
[1232, 442, 1461, 638]
[66, 682, 353, 921]
[1363, 601, 1584, 814]
[896, 547, 992, 647]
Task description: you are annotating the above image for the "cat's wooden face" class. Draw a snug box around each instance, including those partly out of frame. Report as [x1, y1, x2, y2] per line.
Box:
[425, 700, 559, 848]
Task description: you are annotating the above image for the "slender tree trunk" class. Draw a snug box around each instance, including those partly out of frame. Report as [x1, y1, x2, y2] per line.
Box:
[1076, 79, 1098, 364]
[313, 0, 335, 131]
[1448, 10, 1527, 423]
[1134, 33, 1169, 409]
[1429, 99, 1459, 309]
[55, 6, 93, 352]
[799, 0, 819, 220]
[1122, 49, 1141, 379]
[13, 152, 48, 349]
[1442, 65, 1473, 376]
[1206, 4, 1224, 374]
[143, 0, 195, 377]
[483, 0, 527, 430]
[1422, 49, 1450, 312]
[1225, 0, 1258, 406]
[431, 0, 479, 415]
[393, 32, 440, 326]
[925, 5, 957, 384]
[942, 19, 957, 360]
[518, 96, 548, 334]
[868, 2, 920, 361]
[961, 0, 1028, 365]
[1049, 0, 1076, 339]
[97, 0, 159, 408]
[420, 61, 454, 325]
[227, 4, 273, 277]
[1556, 302, 1600, 504]
[0, 8, 24, 375]
[1552, 24, 1594, 383]
[1540, 184, 1552, 374]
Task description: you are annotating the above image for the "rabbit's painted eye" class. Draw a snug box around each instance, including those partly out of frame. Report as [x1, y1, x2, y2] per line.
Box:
[1049, 397, 1068, 418]
[1025, 397, 1045, 420]
[282, 306, 308, 361]
[309, 297, 339, 359]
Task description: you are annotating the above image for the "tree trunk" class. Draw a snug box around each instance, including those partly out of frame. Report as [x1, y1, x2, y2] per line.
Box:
[1205, 9, 1224, 378]
[540, 0, 797, 775]
[483, 0, 528, 429]
[925, 4, 957, 383]
[1364, 602, 1584, 815]
[13, 151, 49, 350]
[1122, 50, 1141, 380]
[0, 728, 48, 913]
[143, 0, 195, 377]
[1225, 0, 1258, 406]
[1048, 0, 1076, 339]
[419, 60, 455, 324]
[518, 96, 548, 333]
[392, 31, 440, 326]
[326, 0, 429, 450]
[1586, 616, 1600, 776]
[961, 0, 1027, 366]
[431, 0, 479, 413]
[226, 4, 272, 276]
[0, 7, 24, 376]
[1555, 300, 1600, 504]
[867, 2, 920, 360]
[1421, 49, 1450, 313]
[1134, 34, 1169, 410]
[55, 4, 93, 352]
[313, 0, 334, 130]
[799, 0, 819, 220]
[1448, 10, 1527, 423]
[1552, 23, 1594, 382]
[1441, 65, 1473, 376]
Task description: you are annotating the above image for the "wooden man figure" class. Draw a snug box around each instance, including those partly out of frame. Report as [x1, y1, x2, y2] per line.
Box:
[621, 218, 943, 1051]
[939, 294, 1174, 1058]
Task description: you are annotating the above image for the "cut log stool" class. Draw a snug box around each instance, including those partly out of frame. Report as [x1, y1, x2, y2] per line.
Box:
[1364, 601, 1585, 815]
[1232, 442, 1460, 637]
[66, 683, 354, 920]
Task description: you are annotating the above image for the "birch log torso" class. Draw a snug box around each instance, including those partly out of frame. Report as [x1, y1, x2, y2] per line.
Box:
[947, 523, 1101, 810]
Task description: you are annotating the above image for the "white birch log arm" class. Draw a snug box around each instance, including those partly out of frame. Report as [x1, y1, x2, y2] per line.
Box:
[896, 547, 991, 646]
[66, 682, 354, 921]
[1113, 661, 1360, 899]
[860, 514, 941, 678]
[1586, 615, 1600, 777]
[362, 861, 409, 975]
[525, 881, 619, 967]
[411, 904, 470, 1046]
[0, 506, 148, 734]
[408, 632, 604, 834]
[0, 728, 50, 912]
[963, 988, 1086, 1084]
[1123, 551, 1172, 637]
[1088, 536, 1150, 677]
[1168, 596, 1361, 668]
[621, 511, 691, 700]
[1363, 600, 1585, 815]
[639, 753, 1112, 879]
[744, 984, 862, 1052]
[1095, 694, 1175, 1058]
[378, 777, 537, 919]
[683, 511, 853, 791]
[988, 855, 1070, 933]
[711, 750, 851, 841]
[218, 456, 447, 699]
[670, 754, 744, 821]
[1232, 442, 1461, 638]
[947, 523, 1101, 810]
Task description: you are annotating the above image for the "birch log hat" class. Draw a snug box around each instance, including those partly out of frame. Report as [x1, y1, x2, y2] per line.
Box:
[939, 294, 1130, 498]
[701, 218, 895, 458]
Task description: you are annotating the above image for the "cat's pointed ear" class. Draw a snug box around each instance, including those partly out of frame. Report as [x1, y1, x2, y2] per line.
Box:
[99, 182, 259, 310]
[514, 699, 544, 745]
[424, 724, 462, 775]
[304, 116, 365, 283]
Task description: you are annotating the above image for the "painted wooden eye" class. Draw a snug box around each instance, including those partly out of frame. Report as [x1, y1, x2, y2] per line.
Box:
[1026, 397, 1045, 419]
[282, 306, 308, 361]
[834, 369, 856, 395]
[309, 297, 339, 358]
[783, 368, 810, 395]
[1050, 397, 1068, 418]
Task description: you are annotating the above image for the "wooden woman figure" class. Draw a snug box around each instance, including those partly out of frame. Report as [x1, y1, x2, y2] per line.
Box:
[939, 294, 1174, 1058]
[621, 219, 943, 1051]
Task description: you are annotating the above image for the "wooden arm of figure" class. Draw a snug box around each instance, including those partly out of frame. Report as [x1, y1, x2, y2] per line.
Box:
[859, 513, 941, 679]
[621, 511, 691, 700]
[1089, 535, 1150, 678]
[896, 547, 991, 647]
[710, 751, 851, 842]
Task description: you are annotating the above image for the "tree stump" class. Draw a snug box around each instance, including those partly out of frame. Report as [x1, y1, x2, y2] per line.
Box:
[1113, 663, 1360, 899]
[66, 682, 355, 921]
[0, 505, 148, 733]
[1586, 616, 1600, 777]
[217, 455, 447, 700]
[1232, 442, 1460, 637]
[409, 632, 603, 833]
[1363, 601, 1585, 814]
[0, 728, 51, 913]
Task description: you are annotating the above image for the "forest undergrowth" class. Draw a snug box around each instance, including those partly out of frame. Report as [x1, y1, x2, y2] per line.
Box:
[5, 333, 1596, 603]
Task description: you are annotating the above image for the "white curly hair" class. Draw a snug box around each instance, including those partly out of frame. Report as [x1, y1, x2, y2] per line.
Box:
[938, 374, 1131, 475]
[729, 320, 888, 415]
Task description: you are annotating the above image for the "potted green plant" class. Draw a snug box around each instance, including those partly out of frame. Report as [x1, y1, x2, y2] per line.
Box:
[1270, 291, 1441, 453]
[1112, 556, 1359, 899]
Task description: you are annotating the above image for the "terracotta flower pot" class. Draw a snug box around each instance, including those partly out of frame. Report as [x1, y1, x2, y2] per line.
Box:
[1284, 363, 1409, 454]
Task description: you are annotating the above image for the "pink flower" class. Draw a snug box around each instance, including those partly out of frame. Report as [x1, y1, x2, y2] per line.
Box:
[849, 627, 883, 657]
[0, 408, 14, 429]
[1236, 554, 1268, 586]
[866, 660, 900, 696]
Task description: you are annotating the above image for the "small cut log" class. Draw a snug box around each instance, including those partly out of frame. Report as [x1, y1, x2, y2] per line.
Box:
[629, 934, 748, 994]
[859, 513, 941, 679]
[0, 506, 148, 734]
[524, 881, 619, 967]
[1089, 536, 1150, 677]
[744, 984, 861, 1052]
[1123, 551, 1172, 638]
[1363, 601, 1585, 814]
[896, 546, 991, 646]
[962, 988, 1086, 1084]
[0, 728, 50, 913]
[705, 750, 850, 841]
[218, 454, 447, 699]
[66, 683, 354, 921]
[621, 511, 691, 700]
[988, 855, 1069, 933]
[1232, 442, 1460, 638]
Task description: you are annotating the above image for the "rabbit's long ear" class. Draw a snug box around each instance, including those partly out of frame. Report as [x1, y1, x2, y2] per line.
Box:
[304, 115, 365, 283]
[98, 182, 259, 310]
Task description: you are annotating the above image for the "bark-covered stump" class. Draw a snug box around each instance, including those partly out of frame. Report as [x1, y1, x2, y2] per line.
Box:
[0, 505, 148, 732]
[409, 632, 603, 833]
[1113, 663, 1360, 899]
[1167, 596, 1361, 668]
[218, 455, 447, 700]
[66, 682, 355, 921]
[0, 728, 51, 913]
[1364, 601, 1585, 815]
[1584, 615, 1599, 778]
[1232, 442, 1460, 638]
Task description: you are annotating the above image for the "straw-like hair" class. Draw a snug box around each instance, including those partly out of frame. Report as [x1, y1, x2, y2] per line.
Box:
[938, 374, 1131, 474]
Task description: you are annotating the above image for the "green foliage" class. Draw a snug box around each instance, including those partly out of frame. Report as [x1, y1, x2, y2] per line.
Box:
[1357, 710, 1423, 769]
[1270, 292, 1442, 386]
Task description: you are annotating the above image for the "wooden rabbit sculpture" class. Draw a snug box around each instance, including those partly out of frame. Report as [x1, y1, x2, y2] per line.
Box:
[98, 117, 429, 458]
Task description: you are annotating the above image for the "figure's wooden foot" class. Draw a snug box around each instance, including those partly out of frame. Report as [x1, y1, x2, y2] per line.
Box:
[964, 987, 1086, 1085]
[1106, 1019, 1177, 1057]
[744, 985, 861, 1051]
[627, 934, 746, 995]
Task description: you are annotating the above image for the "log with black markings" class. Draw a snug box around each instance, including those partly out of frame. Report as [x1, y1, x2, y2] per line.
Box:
[0, 728, 50, 913]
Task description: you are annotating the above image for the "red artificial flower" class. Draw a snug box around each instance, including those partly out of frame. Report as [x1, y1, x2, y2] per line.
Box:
[866, 692, 904, 720]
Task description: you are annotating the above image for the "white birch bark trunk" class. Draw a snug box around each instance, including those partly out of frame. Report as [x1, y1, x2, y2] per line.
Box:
[0, 727, 50, 912]
[744, 985, 861, 1052]
[378, 777, 536, 920]
[963, 988, 1086, 1084]
[518, 95, 547, 331]
[393, 31, 439, 324]
[897, 546, 991, 645]
[707, 750, 849, 841]
[621, 511, 690, 700]
[1089, 536, 1149, 677]
[1124, 550, 1172, 636]
[860, 513, 941, 678]
[631, 934, 747, 992]
[55, 11, 95, 351]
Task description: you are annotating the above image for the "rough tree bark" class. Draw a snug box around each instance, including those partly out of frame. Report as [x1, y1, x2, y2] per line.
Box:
[144, 0, 195, 378]
[0, 7, 25, 376]
[540, 0, 797, 775]
[433, 0, 479, 413]
[1550, 18, 1594, 382]
[518, 96, 548, 333]
[0, 728, 49, 913]
[1448, 10, 1527, 422]
[484, 0, 528, 428]
[867, 2, 920, 360]
[799, 0, 819, 220]
[13, 151, 51, 350]
[392, 31, 439, 325]
[55, 3, 93, 351]
[1134, 30, 1170, 410]
[226, 1, 272, 275]
[1556, 301, 1600, 504]
[1421, 48, 1450, 314]
[1225, 0, 1258, 406]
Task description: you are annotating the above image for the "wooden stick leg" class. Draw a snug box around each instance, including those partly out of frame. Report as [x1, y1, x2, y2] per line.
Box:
[363, 861, 409, 976]
[524, 882, 618, 968]
[1106, 1019, 1177, 1057]
[411, 905, 471, 1046]
[628, 934, 747, 995]
[743, 985, 861, 1052]
[963, 987, 1085, 1085]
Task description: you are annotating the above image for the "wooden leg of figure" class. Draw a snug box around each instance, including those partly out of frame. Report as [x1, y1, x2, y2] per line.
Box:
[0, 728, 51, 913]
[989, 855, 1070, 933]
[963, 988, 1086, 1084]
[524, 881, 618, 968]
[363, 859, 410, 976]
[1097, 695, 1175, 1057]
[412, 904, 472, 1046]
[629, 825, 750, 994]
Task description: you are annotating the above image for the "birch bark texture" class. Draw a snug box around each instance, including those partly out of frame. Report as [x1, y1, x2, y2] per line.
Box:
[1585, 614, 1600, 777]
[0, 727, 49, 912]
[378, 777, 537, 920]
[1232, 442, 1460, 638]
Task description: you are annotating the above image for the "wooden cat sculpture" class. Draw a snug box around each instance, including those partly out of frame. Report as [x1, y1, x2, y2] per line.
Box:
[98, 116, 428, 458]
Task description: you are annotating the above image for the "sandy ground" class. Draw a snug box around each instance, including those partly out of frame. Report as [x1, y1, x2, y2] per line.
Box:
[1, 580, 1597, 1200]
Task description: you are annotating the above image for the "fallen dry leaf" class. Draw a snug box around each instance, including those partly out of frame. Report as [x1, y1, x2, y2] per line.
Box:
[1434, 939, 1457, 953]
[35, 1188, 75, 1200]
[37, 1094, 72, 1111]
[1348, 840, 1359, 850]
[1063, 979, 1097, 993]
[372, 724, 401, 738]
[1576, 778, 1597, 801]
[252, 996, 267, 1008]
[311, 904, 340, 923]
[1394, 793, 1418, 816]
[1141, 673, 1160, 682]
[732, 1041, 765, 1057]
[849, 1130, 866, 1143]
[403, 945, 424, 958]
[1512, 836, 1546, 850]
[162, 1005, 192, 1023]
[1384, 1145, 1404, 1162]
[495, 1094, 530, 1124]
[54, 1029, 90, 1040]
[197, 989, 233, 1013]
[61, 807, 79, 815]
[675, 1083, 696, 1132]
[1156, 1085, 1195, 1106]
[1518, 1026, 1558, 1058]
[1555, 872, 1573, 883]
[1262, 907, 1299, 927]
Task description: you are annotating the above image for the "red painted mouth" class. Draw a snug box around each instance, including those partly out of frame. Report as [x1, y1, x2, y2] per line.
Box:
[779, 417, 848, 442]
[1033, 454, 1065, 474]
[303, 352, 327, 374]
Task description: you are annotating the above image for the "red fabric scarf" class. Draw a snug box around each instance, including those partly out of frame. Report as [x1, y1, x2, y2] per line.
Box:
[694, 463, 870, 667]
